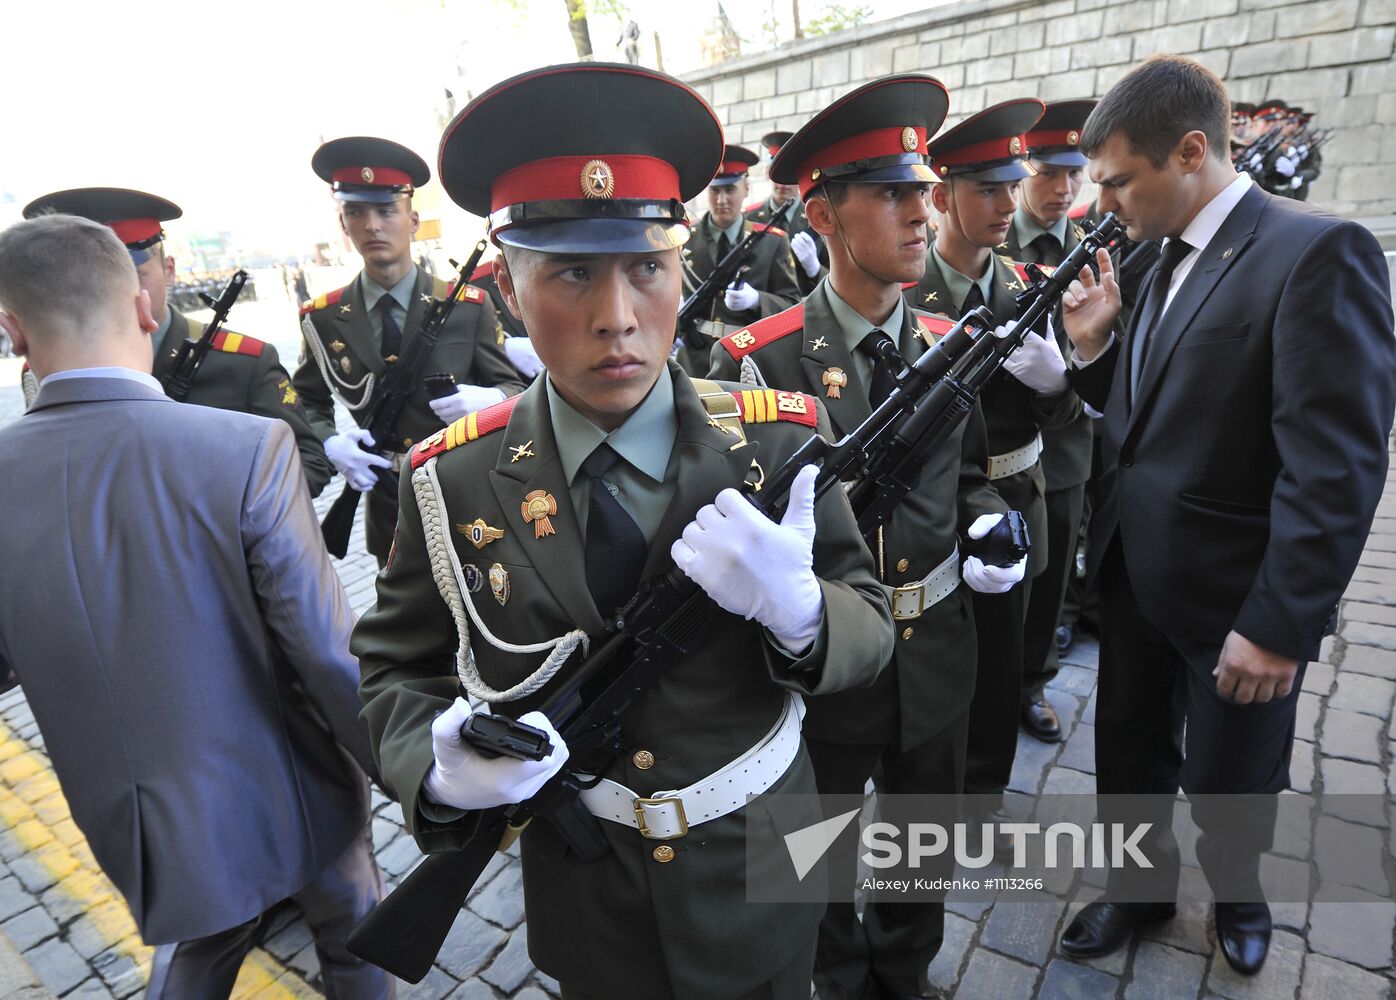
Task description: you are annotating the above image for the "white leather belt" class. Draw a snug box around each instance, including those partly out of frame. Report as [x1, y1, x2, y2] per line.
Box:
[892, 546, 960, 621]
[576, 692, 805, 840]
[389, 451, 407, 474]
[988, 433, 1042, 480]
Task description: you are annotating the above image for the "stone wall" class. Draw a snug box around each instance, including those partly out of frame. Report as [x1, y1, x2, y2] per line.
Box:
[681, 0, 1396, 219]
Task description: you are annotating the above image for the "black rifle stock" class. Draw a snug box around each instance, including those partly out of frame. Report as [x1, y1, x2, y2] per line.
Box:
[162, 270, 247, 402]
[320, 240, 489, 558]
[675, 200, 794, 350]
[346, 305, 999, 982]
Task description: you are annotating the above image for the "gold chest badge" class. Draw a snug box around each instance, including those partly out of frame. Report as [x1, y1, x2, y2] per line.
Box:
[822, 367, 848, 399]
[458, 518, 504, 549]
[489, 563, 510, 605]
[521, 490, 558, 538]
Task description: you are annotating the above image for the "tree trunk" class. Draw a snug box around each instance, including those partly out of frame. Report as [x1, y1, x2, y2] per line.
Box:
[791, 0, 802, 38]
[563, 0, 594, 59]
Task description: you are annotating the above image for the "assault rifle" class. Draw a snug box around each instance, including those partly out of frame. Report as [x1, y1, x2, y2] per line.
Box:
[675, 200, 793, 350]
[320, 240, 489, 558]
[346, 302, 995, 983]
[162, 269, 247, 402]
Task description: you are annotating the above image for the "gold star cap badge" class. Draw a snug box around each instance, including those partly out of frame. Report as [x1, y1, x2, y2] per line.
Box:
[901, 126, 918, 152]
[361, 167, 375, 183]
[1067, 130, 1080, 145]
[581, 159, 615, 199]
[1008, 136, 1022, 155]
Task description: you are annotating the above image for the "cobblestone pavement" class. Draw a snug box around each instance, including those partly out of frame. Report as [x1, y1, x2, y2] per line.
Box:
[2, 340, 1396, 998]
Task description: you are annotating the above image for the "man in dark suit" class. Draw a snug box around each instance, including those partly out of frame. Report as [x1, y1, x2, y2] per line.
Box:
[1055, 55, 1395, 975]
[0, 213, 391, 998]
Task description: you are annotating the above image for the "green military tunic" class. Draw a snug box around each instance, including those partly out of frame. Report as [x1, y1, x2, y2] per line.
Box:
[149, 309, 333, 498]
[709, 281, 1006, 750]
[353, 361, 892, 1000]
[292, 265, 525, 560]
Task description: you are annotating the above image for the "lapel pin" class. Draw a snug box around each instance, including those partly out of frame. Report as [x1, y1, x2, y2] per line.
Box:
[463, 564, 484, 593]
[457, 518, 504, 550]
[509, 440, 535, 463]
[420, 292, 433, 304]
[329, 339, 346, 353]
[809, 337, 828, 352]
[339, 356, 353, 375]
[822, 367, 848, 399]
[923, 291, 938, 304]
[489, 563, 511, 605]
[1221, 247, 1233, 260]
[521, 490, 558, 538]
[339, 303, 352, 315]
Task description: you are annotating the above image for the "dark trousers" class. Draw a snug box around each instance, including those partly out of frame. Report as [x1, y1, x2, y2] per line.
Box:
[963, 580, 1032, 801]
[367, 482, 399, 567]
[804, 715, 968, 1000]
[1095, 541, 1304, 902]
[146, 826, 391, 1000]
[560, 934, 816, 1000]
[1022, 482, 1087, 699]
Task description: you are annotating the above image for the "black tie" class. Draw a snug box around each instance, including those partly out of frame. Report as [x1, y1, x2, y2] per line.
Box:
[580, 443, 648, 616]
[1028, 233, 1059, 265]
[1129, 237, 1194, 399]
[377, 298, 403, 363]
[716, 232, 733, 261]
[961, 282, 986, 315]
[859, 329, 899, 406]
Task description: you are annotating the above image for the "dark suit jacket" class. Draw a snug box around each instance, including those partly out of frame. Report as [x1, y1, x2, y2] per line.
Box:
[1069, 185, 1395, 659]
[0, 377, 377, 944]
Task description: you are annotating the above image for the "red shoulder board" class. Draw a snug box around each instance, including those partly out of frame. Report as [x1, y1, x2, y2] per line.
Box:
[742, 200, 765, 214]
[463, 285, 485, 304]
[1068, 203, 1090, 221]
[718, 304, 806, 361]
[209, 330, 265, 357]
[900, 280, 918, 290]
[914, 313, 959, 340]
[21, 361, 30, 374]
[410, 395, 520, 469]
[469, 260, 494, 284]
[751, 223, 787, 238]
[731, 388, 819, 429]
[1006, 260, 1056, 285]
[300, 285, 346, 316]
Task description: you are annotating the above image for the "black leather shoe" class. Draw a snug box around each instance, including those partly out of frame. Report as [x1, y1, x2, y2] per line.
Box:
[1055, 623, 1075, 655]
[1021, 696, 1062, 742]
[1059, 901, 1177, 958]
[1214, 902, 1271, 976]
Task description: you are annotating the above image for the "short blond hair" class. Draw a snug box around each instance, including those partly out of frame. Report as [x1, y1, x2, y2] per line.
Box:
[0, 213, 137, 340]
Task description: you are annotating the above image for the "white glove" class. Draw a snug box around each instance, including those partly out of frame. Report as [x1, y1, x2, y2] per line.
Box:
[422, 697, 570, 811]
[1002, 322, 1069, 394]
[791, 231, 822, 279]
[1273, 154, 1297, 177]
[672, 464, 824, 654]
[503, 336, 545, 379]
[724, 280, 760, 313]
[429, 384, 507, 424]
[324, 428, 393, 493]
[1290, 176, 1304, 190]
[961, 513, 1027, 594]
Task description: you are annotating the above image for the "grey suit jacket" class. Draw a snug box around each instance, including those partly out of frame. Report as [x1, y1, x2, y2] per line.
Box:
[0, 376, 376, 944]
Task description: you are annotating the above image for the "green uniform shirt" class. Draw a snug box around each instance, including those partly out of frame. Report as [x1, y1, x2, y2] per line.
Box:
[822, 281, 905, 388]
[929, 243, 995, 314]
[360, 269, 416, 347]
[1011, 210, 1070, 256]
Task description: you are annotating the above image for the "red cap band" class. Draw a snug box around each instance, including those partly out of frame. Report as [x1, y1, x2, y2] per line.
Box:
[795, 126, 928, 196]
[1023, 128, 1081, 151]
[717, 159, 751, 177]
[490, 154, 680, 212]
[109, 218, 163, 246]
[933, 134, 1027, 175]
[331, 166, 414, 188]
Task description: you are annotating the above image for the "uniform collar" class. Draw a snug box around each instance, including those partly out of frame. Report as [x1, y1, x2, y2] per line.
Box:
[547, 369, 677, 488]
[930, 242, 994, 314]
[1177, 172, 1252, 258]
[359, 267, 417, 315]
[709, 213, 745, 245]
[824, 279, 905, 356]
[42, 366, 163, 392]
[1012, 208, 1069, 250]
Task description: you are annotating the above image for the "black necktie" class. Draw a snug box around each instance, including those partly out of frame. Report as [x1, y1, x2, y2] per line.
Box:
[961, 282, 986, 315]
[1129, 237, 1194, 398]
[377, 298, 403, 362]
[581, 443, 648, 616]
[859, 329, 899, 406]
[1028, 233, 1059, 266]
[716, 232, 733, 261]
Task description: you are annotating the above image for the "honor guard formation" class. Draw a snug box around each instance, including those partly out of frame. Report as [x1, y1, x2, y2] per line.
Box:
[0, 44, 1391, 1000]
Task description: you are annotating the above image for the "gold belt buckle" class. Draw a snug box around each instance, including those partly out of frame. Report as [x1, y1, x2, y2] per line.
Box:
[892, 582, 926, 621]
[634, 796, 689, 839]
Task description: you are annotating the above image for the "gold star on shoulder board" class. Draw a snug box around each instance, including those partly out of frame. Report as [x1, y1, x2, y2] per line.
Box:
[809, 337, 828, 351]
[339, 303, 352, 315]
[922, 291, 938, 304]
[509, 440, 535, 463]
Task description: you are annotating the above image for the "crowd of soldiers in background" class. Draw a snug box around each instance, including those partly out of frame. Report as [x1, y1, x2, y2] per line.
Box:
[168, 268, 259, 313]
[1230, 98, 1325, 201]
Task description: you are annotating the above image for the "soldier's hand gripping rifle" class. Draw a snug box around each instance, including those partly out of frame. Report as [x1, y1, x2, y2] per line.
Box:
[675, 199, 793, 350]
[320, 240, 488, 558]
[161, 269, 247, 402]
[846, 212, 1123, 550]
[345, 305, 995, 983]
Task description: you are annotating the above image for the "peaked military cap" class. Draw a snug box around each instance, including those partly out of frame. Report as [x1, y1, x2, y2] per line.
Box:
[710, 144, 759, 187]
[928, 98, 1045, 183]
[1023, 98, 1096, 168]
[1231, 101, 1256, 117]
[1254, 99, 1288, 119]
[770, 74, 949, 199]
[759, 131, 794, 159]
[438, 62, 723, 253]
[312, 137, 430, 203]
[24, 187, 182, 264]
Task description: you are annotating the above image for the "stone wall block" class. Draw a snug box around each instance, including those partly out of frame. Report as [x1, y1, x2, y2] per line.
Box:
[1267, 66, 1351, 101]
[965, 54, 1016, 86]
[849, 38, 898, 81]
[990, 22, 1046, 56]
[1361, 0, 1396, 25]
[1045, 10, 1106, 46]
[1308, 27, 1395, 69]
[1104, 1, 1161, 34]
[711, 74, 742, 107]
[893, 42, 921, 73]
[1276, 0, 1359, 37]
[1015, 49, 1053, 78]
[1069, 35, 1134, 68]
[1132, 23, 1204, 57]
[812, 49, 851, 88]
[1165, 0, 1239, 24]
[775, 59, 812, 95]
[1229, 37, 1310, 76]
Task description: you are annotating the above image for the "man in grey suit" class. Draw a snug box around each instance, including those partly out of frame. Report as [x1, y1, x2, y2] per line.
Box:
[0, 214, 393, 1000]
